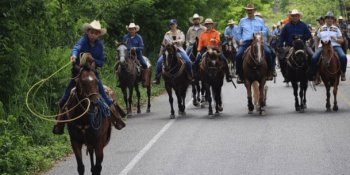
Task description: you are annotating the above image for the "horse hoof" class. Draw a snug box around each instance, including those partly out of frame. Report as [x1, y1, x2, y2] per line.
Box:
[333, 106, 338, 111]
[137, 110, 141, 114]
[178, 111, 186, 116]
[208, 111, 213, 116]
[215, 112, 220, 116]
[248, 110, 253, 114]
[217, 106, 223, 112]
[170, 114, 175, 119]
[193, 101, 199, 107]
[299, 108, 305, 113]
[326, 108, 331, 112]
[259, 110, 266, 115]
[303, 104, 307, 109]
[146, 109, 151, 113]
[201, 104, 205, 108]
[295, 107, 300, 112]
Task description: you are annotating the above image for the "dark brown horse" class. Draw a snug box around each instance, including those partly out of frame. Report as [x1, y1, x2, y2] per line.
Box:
[319, 40, 341, 111]
[286, 35, 310, 112]
[116, 43, 151, 115]
[222, 37, 237, 77]
[199, 47, 225, 116]
[242, 33, 268, 115]
[162, 43, 191, 118]
[64, 53, 125, 175]
[188, 37, 205, 106]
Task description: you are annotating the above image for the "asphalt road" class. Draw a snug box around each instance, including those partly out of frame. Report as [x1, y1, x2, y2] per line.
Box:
[46, 55, 350, 175]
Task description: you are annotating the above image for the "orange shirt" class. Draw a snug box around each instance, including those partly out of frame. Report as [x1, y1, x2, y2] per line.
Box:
[197, 29, 220, 51]
[282, 18, 289, 25]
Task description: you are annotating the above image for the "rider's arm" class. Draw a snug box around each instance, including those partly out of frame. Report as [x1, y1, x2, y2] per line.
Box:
[93, 41, 105, 68]
[186, 28, 191, 48]
[197, 32, 203, 52]
[71, 36, 85, 59]
[177, 31, 185, 46]
[334, 28, 344, 44]
[137, 35, 144, 51]
[304, 23, 312, 41]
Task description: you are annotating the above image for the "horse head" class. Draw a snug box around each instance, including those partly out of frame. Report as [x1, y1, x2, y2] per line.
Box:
[203, 46, 222, 78]
[189, 37, 199, 61]
[250, 32, 265, 64]
[292, 35, 307, 67]
[162, 43, 179, 71]
[75, 65, 100, 107]
[116, 42, 128, 63]
[320, 39, 335, 66]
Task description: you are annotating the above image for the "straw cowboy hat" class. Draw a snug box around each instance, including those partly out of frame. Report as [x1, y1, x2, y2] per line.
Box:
[290, 9, 303, 17]
[227, 19, 235, 25]
[189, 13, 204, 23]
[244, 4, 256, 10]
[82, 20, 107, 35]
[338, 16, 344, 20]
[204, 18, 217, 25]
[254, 12, 263, 18]
[126, 23, 140, 32]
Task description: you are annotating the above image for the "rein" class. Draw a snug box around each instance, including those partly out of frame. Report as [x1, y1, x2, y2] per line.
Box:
[321, 48, 341, 75]
[162, 52, 185, 79]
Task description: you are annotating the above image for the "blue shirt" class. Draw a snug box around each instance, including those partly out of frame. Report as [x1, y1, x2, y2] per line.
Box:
[236, 17, 268, 42]
[71, 35, 105, 67]
[224, 26, 237, 39]
[279, 21, 311, 47]
[122, 34, 144, 52]
[272, 29, 280, 36]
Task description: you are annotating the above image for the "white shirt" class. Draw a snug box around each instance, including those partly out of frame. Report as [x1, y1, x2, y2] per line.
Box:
[317, 24, 342, 47]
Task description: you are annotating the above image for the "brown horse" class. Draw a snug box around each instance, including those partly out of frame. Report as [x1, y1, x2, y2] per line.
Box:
[199, 47, 225, 116]
[222, 37, 237, 77]
[64, 53, 125, 175]
[116, 43, 151, 115]
[242, 33, 268, 115]
[162, 43, 191, 118]
[319, 40, 341, 111]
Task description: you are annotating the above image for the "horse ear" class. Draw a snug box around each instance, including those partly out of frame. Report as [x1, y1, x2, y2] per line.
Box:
[321, 40, 324, 45]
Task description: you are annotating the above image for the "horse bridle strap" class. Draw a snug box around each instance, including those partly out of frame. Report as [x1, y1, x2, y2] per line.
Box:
[162, 61, 186, 79]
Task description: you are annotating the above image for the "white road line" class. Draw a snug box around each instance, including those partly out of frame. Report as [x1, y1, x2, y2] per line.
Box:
[118, 99, 193, 175]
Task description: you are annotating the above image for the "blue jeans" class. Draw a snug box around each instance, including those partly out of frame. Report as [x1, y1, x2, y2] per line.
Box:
[155, 49, 192, 76]
[59, 70, 112, 108]
[311, 46, 347, 74]
[136, 50, 147, 69]
[195, 48, 227, 65]
[235, 40, 275, 75]
[186, 46, 193, 56]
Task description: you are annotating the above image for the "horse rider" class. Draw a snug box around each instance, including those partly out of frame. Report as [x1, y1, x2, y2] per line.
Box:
[194, 18, 232, 82]
[185, 13, 206, 56]
[310, 11, 347, 82]
[153, 19, 192, 84]
[222, 19, 238, 50]
[279, 9, 313, 79]
[53, 20, 121, 134]
[121, 22, 151, 86]
[337, 16, 349, 53]
[235, 4, 276, 84]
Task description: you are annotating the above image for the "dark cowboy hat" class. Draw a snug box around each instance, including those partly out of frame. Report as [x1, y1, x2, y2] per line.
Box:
[244, 4, 256, 10]
[316, 16, 324, 21]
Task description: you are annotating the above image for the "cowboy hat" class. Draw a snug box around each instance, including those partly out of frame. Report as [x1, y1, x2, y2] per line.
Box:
[126, 23, 140, 32]
[189, 13, 204, 23]
[204, 18, 217, 25]
[244, 4, 256, 10]
[290, 9, 302, 16]
[254, 12, 263, 18]
[316, 16, 324, 21]
[338, 16, 344, 20]
[324, 11, 335, 19]
[82, 20, 107, 35]
[227, 19, 235, 25]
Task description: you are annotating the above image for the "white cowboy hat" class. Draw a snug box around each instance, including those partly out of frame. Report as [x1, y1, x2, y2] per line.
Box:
[204, 18, 217, 25]
[82, 20, 107, 35]
[227, 19, 235, 25]
[126, 23, 140, 32]
[338, 16, 344, 20]
[254, 12, 263, 18]
[189, 13, 204, 23]
[290, 9, 302, 16]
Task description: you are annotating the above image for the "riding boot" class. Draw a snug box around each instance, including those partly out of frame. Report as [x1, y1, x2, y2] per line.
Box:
[109, 102, 126, 130]
[142, 68, 151, 87]
[341, 72, 346, 81]
[314, 72, 321, 85]
[236, 71, 244, 84]
[152, 74, 161, 84]
[52, 107, 65, 135]
[224, 65, 232, 82]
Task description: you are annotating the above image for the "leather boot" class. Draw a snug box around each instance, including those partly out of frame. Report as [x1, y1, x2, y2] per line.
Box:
[52, 107, 65, 135]
[153, 74, 161, 84]
[341, 72, 346, 81]
[109, 103, 126, 130]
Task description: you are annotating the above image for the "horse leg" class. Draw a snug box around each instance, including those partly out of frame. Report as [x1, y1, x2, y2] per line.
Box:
[325, 85, 331, 111]
[292, 81, 300, 111]
[166, 86, 175, 118]
[333, 82, 339, 111]
[122, 88, 129, 115]
[135, 84, 141, 114]
[128, 86, 133, 115]
[201, 81, 206, 104]
[146, 85, 151, 112]
[259, 82, 266, 115]
[206, 84, 213, 116]
[88, 148, 95, 173]
[92, 145, 104, 175]
[302, 81, 308, 109]
[175, 90, 183, 115]
[192, 81, 199, 106]
[245, 82, 254, 113]
[196, 81, 201, 102]
[72, 141, 84, 175]
[299, 82, 305, 113]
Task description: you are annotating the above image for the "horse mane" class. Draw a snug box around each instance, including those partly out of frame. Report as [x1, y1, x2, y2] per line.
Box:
[79, 53, 96, 71]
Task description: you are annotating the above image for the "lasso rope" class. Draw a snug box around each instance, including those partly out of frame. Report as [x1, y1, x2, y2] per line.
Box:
[25, 61, 91, 123]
